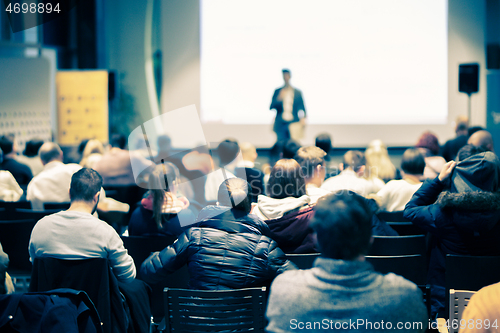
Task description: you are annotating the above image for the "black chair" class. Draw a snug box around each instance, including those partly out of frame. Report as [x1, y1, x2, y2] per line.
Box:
[30, 258, 129, 333]
[368, 235, 426, 256]
[386, 222, 426, 236]
[419, 285, 432, 320]
[366, 254, 426, 285]
[445, 254, 500, 319]
[377, 210, 409, 222]
[0, 201, 31, 220]
[163, 287, 267, 333]
[0, 219, 37, 288]
[43, 202, 70, 210]
[286, 253, 320, 269]
[122, 235, 186, 322]
[14, 208, 61, 222]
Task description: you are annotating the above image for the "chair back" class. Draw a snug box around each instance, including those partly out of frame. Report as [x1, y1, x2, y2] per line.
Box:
[163, 287, 267, 333]
[366, 254, 426, 285]
[0, 201, 31, 220]
[377, 210, 409, 222]
[14, 208, 61, 222]
[0, 219, 36, 273]
[43, 202, 70, 210]
[30, 257, 127, 333]
[368, 235, 426, 256]
[386, 222, 426, 236]
[448, 289, 476, 333]
[286, 253, 320, 269]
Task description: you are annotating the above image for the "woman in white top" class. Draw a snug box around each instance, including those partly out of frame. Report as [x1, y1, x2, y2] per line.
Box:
[375, 148, 425, 212]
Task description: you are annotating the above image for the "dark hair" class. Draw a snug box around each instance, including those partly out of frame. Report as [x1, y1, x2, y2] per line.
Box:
[217, 139, 239, 166]
[456, 144, 487, 162]
[218, 178, 252, 213]
[78, 139, 90, 155]
[148, 163, 180, 229]
[0, 134, 14, 155]
[400, 148, 425, 175]
[110, 134, 127, 149]
[283, 139, 301, 159]
[343, 150, 365, 172]
[267, 159, 306, 199]
[310, 191, 372, 260]
[315, 133, 332, 155]
[294, 146, 326, 179]
[157, 135, 172, 152]
[24, 139, 44, 157]
[69, 168, 103, 202]
[468, 126, 484, 137]
[416, 131, 440, 156]
[282, 69, 291, 74]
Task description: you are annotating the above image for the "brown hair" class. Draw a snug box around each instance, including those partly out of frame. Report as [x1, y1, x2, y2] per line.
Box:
[148, 163, 180, 230]
[267, 159, 306, 199]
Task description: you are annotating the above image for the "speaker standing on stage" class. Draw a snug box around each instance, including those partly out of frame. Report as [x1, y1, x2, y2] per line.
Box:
[270, 69, 306, 141]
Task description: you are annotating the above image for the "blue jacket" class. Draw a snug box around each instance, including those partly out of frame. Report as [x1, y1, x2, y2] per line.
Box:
[140, 206, 296, 289]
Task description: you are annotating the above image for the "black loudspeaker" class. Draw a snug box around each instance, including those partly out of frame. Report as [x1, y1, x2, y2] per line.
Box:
[459, 63, 480, 94]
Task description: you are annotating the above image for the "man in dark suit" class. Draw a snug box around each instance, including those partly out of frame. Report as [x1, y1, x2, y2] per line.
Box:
[270, 69, 306, 141]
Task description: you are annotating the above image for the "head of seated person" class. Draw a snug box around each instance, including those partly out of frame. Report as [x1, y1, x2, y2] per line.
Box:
[217, 177, 252, 214]
[39, 142, 63, 166]
[267, 159, 307, 199]
[294, 146, 326, 187]
[400, 148, 425, 179]
[217, 139, 239, 168]
[282, 139, 301, 159]
[467, 130, 495, 153]
[341, 150, 366, 176]
[311, 191, 372, 261]
[69, 168, 103, 215]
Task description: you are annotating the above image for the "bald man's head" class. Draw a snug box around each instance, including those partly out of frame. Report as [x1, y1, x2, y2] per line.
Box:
[468, 130, 494, 152]
[39, 142, 63, 165]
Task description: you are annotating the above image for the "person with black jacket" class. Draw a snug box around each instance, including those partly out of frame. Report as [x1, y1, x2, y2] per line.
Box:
[140, 178, 296, 289]
[404, 146, 500, 318]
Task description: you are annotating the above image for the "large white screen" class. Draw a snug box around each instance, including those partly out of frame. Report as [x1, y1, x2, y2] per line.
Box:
[200, 0, 448, 125]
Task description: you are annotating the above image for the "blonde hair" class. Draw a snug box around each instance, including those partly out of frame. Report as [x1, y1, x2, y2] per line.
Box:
[80, 140, 104, 167]
[364, 140, 396, 183]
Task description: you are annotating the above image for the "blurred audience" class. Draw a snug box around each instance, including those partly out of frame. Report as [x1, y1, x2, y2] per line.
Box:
[253, 159, 316, 253]
[315, 132, 338, 178]
[0, 242, 15, 294]
[282, 139, 301, 159]
[468, 129, 495, 152]
[0, 134, 32, 186]
[294, 146, 330, 204]
[93, 134, 153, 186]
[128, 163, 196, 237]
[0, 148, 23, 202]
[140, 177, 296, 288]
[266, 191, 427, 333]
[415, 131, 446, 179]
[321, 150, 379, 197]
[365, 139, 397, 185]
[234, 142, 265, 203]
[404, 147, 500, 317]
[15, 138, 44, 176]
[79, 139, 104, 168]
[442, 115, 469, 161]
[375, 148, 424, 212]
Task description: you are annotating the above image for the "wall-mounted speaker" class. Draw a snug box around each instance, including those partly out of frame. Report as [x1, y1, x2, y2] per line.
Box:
[459, 63, 480, 94]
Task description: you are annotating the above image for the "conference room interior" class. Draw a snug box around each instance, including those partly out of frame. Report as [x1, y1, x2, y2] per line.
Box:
[2, 0, 500, 331]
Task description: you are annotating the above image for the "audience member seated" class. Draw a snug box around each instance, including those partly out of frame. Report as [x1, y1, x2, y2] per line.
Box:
[15, 139, 44, 177]
[416, 131, 446, 179]
[140, 177, 296, 289]
[128, 163, 196, 237]
[442, 115, 469, 161]
[0, 242, 14, 294]
[203, 140, 237, 203]
[294, 146, 330, 204]
[79, 139, 104, 169]
[27, 142, 128, 212]
[365, 139, 397, 186]
[266, 191, 427, 333]
[282, 139, 301, 159]
[374, 148, 424, 212]
[460, 282, 500, 333]
[29, 168, 147, 330]
[234, 142, 265, 202]
[0, 148, 23, 202]
[315, 132, 339, 179]
[252, 159, 316, 253]
[93, 133, 153, 186]
[404, 146, 500, 318]
[0, 134, 32, 186]
[321, 150, 379, 197]
[468, 129, 495, 153]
